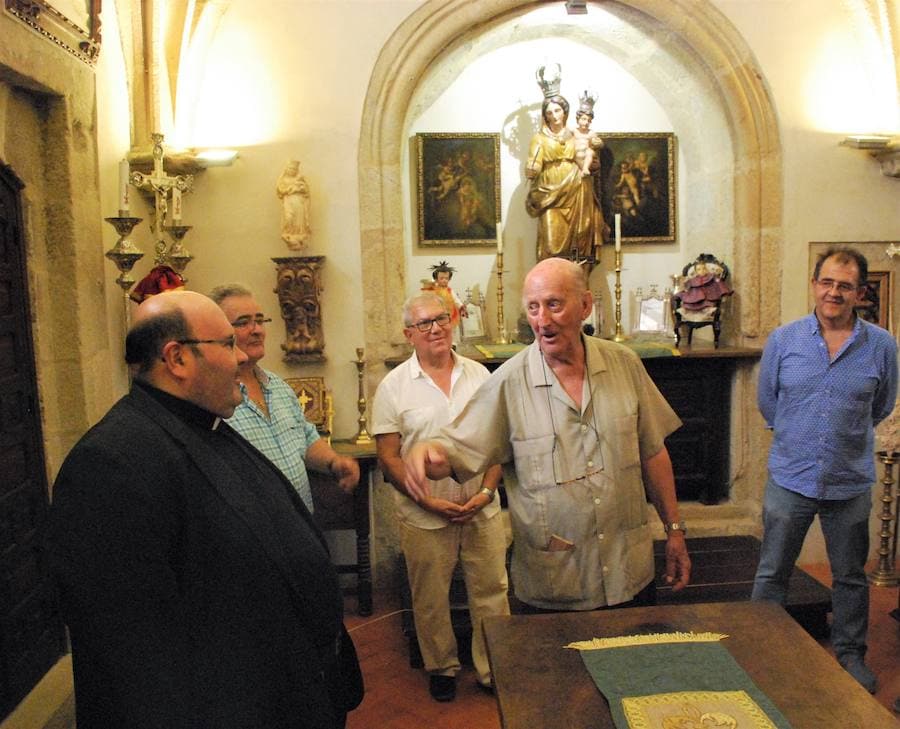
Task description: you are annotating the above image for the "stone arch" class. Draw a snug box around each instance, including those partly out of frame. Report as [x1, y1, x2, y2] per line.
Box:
[358, 0, 782, 365]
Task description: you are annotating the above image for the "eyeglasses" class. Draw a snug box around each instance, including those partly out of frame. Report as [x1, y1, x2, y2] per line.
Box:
[230, 316, 273, 329]
[176, 335, 237, 350]
[539, 349, 605, 487]
[550, 433, 605, 487]
[409, 313, 451, 332]
[815, 278, 860, 294]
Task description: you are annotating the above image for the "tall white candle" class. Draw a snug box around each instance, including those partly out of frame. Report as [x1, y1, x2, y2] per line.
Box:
[172, 187, 183, 222]
[496, 223, 503, 255]
[118, 158, 130, 213]
[614, 213, 621, 252]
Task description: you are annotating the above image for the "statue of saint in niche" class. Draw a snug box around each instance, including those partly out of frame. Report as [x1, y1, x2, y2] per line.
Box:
[276, 160, 312, 250]
[524, 64, 606, 263]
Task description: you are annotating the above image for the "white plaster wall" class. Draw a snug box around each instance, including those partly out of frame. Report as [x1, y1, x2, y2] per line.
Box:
[95, 0, 422, 437]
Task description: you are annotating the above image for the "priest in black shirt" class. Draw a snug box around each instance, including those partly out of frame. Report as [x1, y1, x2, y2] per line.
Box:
[47, 290, 363, 729]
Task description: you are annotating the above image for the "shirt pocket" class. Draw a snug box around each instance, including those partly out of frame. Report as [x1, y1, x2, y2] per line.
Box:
[614, 413, 641, 470]
[398, 405, 442, 440]
[511, 434, 556, 493]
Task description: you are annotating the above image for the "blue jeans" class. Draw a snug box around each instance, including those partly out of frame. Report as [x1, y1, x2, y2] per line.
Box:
[752, 478, 871, 660]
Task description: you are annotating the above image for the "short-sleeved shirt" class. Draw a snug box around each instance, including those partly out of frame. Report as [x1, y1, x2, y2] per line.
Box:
[371, 351, 499, 529]
[758, 313, 898, 499]
[227, 367, 320, 512]
[434, 336, 681, 610]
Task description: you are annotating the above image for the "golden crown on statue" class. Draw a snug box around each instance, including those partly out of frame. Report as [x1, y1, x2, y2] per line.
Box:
[535, 63, 562, 98]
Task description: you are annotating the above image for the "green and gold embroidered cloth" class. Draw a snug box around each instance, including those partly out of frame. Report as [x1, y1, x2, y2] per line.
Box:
[567, 632, 794, 729]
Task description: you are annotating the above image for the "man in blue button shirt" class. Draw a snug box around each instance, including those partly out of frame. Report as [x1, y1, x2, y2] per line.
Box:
[752, 246, 898, 693]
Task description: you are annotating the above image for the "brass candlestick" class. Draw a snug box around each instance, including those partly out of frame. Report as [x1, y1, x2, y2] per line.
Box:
[868, 451, 899, 587]
[612, 247, 627, 342]
[352, 347, 373, 445]
[104, 215, 144, 332]
[494, 251, 510, 344]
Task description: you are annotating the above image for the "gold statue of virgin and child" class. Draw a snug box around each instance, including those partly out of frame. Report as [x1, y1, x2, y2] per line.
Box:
[525, 63, 608, 263]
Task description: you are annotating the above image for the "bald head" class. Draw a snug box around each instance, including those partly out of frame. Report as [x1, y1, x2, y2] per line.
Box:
[124, 290, 246, 416]
[131, 289, 221, 329]
[522, 257, 591, 365]
[523, 258, 588, 304]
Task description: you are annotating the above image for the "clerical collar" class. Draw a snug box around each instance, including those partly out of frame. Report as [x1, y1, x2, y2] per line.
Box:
[134, 380, 221, 431]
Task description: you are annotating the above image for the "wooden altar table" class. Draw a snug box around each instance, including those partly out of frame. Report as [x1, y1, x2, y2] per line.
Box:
[484, 601, 896, 729]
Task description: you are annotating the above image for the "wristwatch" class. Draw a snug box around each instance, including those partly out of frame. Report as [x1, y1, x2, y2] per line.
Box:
[479, 486, 497, 503]
[664, 521, 687, 535]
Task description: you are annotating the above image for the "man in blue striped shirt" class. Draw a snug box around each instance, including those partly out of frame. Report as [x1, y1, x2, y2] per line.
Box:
[752, 246, 898, 693]
[210, 284, 359, 512]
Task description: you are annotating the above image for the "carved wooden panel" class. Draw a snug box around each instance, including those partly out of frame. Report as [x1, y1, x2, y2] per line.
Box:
[0, 162, 64, 720]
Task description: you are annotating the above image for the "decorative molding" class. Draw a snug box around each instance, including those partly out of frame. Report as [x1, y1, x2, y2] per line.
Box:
[4, 0, 101, 66]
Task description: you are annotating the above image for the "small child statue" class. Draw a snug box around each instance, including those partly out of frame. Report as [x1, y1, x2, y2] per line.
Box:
[421, 260, 467, 329]
[573, 90, 604, 177]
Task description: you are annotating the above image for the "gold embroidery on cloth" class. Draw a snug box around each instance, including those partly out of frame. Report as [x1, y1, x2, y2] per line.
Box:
[622, 690, 778, 729]
[565, 631, 728, 651]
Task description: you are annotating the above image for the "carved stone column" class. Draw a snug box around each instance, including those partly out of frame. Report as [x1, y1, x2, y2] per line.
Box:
[272, 256, 326, 363]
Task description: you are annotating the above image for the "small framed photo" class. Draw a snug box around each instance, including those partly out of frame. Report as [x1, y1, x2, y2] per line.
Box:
[460, 302, 486, 341]
[637, 297, 669, 334]
[599, 132, 676, 243]
[416, 133, 501, 247]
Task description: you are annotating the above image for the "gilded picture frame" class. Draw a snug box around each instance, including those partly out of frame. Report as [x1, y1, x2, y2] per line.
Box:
[857, 270, 892, 331]
[5, 0, 102, 65]
[599, 132, 676, 243]
[416, 133, 501, 247]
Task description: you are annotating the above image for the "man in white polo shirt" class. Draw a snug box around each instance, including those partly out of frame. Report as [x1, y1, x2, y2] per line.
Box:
[372, 293, 509, 702]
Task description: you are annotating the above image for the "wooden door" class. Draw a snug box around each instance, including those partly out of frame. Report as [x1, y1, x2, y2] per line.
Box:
[0, 162, 65, 719]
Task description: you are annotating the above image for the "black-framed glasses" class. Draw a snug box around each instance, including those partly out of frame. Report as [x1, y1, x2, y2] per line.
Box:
[176, 335, 237, 350]
[814, 278, 860, 294]
[230, 316, 273, 329]
[409, 313, 451, 332]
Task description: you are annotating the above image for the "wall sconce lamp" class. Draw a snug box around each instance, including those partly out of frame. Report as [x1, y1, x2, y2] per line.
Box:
[194, 149, 239, 167]
[840, 134, 900, 178]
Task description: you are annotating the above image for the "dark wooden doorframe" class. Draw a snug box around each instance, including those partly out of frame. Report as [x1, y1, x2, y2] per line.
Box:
[0, 162, 66, 720]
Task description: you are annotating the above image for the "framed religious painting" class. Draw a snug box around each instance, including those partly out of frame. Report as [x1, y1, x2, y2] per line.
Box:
[599, 132, 676, 243]
[809, 242, 898, 334]
[415, 133, 501, 247]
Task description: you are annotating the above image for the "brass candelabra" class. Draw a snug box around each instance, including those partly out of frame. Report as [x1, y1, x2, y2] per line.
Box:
[494, 251, 510, 344]
[868, 451, 899, 587]
[612, 246, 627, 343]
[104, 215, 144, 332]
[352, 347, 373, 445]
